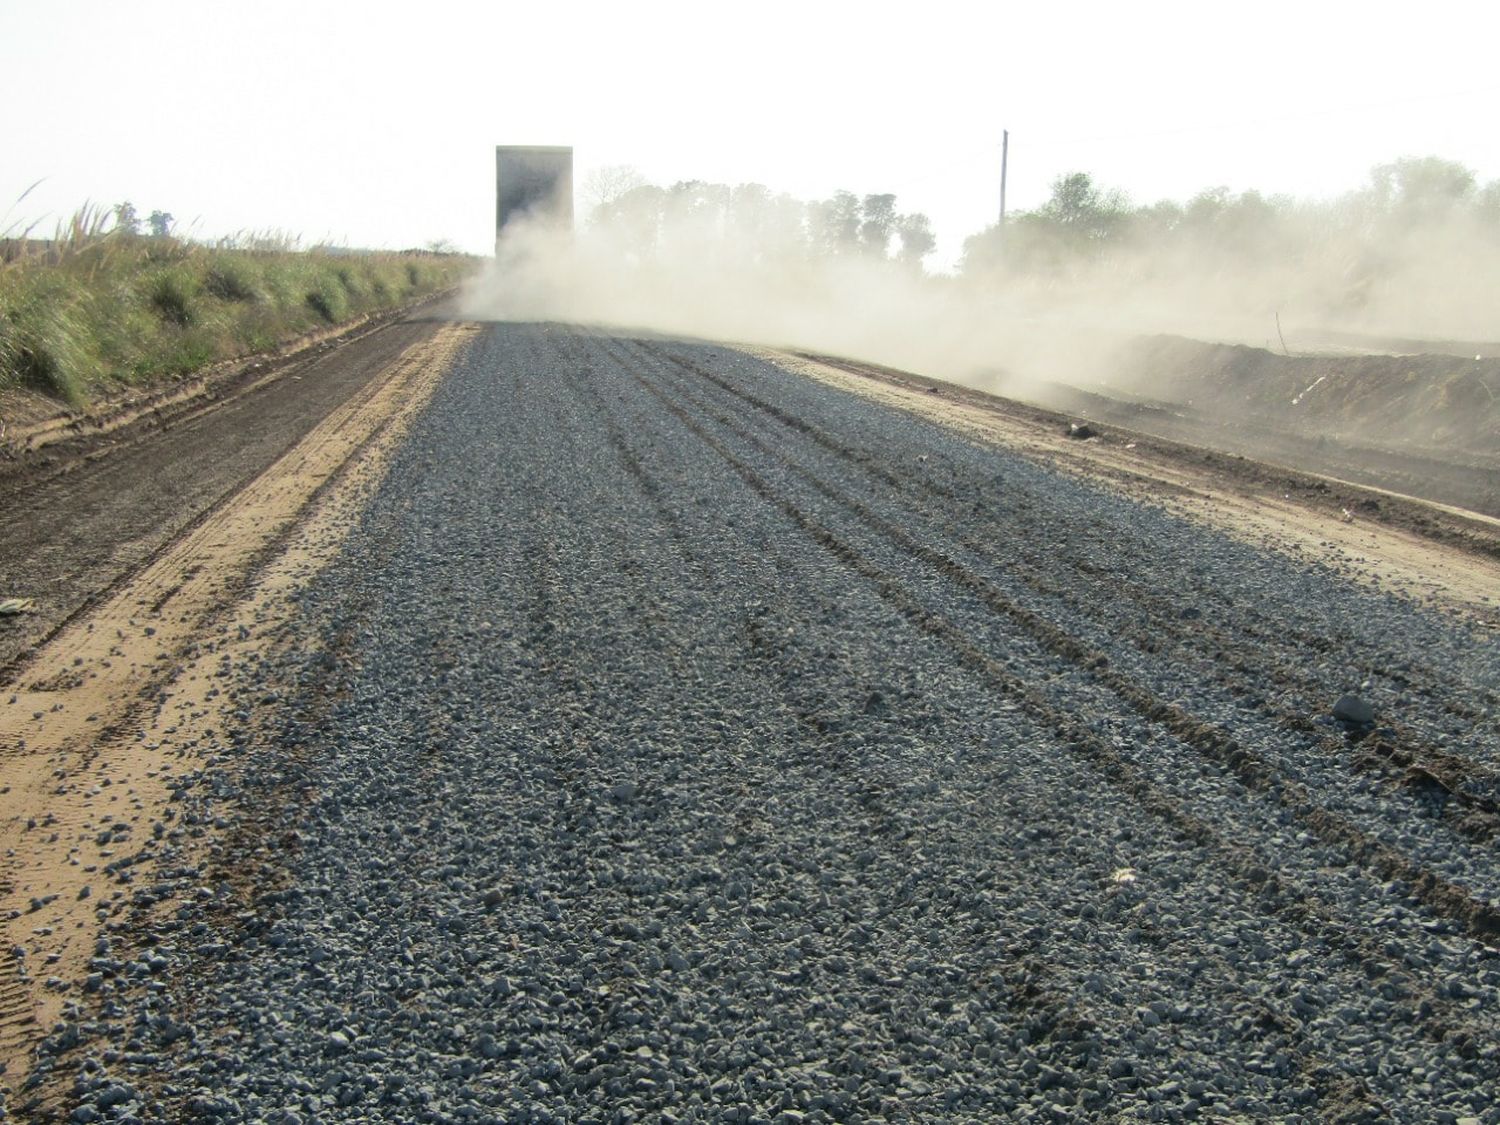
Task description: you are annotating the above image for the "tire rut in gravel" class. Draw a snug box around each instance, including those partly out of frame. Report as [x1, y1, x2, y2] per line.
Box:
[624, 340, 1500, 888]
[611, 338, 1500, 944]
[581, 334, 1494, 1118]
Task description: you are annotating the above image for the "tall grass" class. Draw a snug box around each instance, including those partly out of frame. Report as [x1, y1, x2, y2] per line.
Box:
[0, 209, 475, 406]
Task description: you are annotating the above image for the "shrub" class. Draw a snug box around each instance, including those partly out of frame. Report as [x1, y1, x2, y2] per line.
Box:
[18, 341, 77, 401]
[204, 262, 260, 302]
[14, 313, 96, 404]
[149, 271, 197, 327]
[305, 283, 347, 323]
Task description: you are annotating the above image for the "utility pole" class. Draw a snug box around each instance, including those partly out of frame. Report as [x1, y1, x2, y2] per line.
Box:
[999, 130, 1009, 234]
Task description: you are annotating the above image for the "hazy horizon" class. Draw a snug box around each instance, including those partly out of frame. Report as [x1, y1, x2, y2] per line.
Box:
[4, 1, 1500, 269]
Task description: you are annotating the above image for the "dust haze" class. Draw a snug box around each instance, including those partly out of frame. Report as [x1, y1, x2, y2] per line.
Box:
[460, 160, 1500, 454]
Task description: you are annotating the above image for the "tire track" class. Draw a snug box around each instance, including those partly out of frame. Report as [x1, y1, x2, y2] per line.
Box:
[582, 339, 1416, 1122]
[571, 340, 1316, 1115]
[0, 323, 477, 1094]
[628, 340, 1500, 922]
[648, 342, 1500, 724]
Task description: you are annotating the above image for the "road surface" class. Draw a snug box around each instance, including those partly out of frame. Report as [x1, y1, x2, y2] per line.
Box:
[7, 322, 1500, 1123]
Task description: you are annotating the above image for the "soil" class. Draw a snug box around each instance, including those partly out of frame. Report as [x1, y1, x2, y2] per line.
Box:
[0, 298, 457, 677]
[1038, 334, 1500, 517]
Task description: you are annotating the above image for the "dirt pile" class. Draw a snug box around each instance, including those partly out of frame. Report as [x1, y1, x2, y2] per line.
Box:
[1027, 335, 1500, 517]
[1117, 335, 1500, 454]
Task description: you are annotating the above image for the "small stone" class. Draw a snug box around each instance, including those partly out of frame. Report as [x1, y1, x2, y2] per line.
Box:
[96, 1083, 135, 1108]
[1332, 694, 1375, 725]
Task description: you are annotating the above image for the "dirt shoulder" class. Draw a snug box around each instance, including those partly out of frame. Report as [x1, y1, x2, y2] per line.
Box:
[766, 349, 1500, 631]
[0, 317, 477, 1096]
[0, 298, 455, 676]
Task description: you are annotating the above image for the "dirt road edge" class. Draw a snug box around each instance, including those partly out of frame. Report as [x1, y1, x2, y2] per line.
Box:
[0, 320, 478, 1097]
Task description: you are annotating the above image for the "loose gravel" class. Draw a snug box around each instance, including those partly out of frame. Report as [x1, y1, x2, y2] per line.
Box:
[31, 323, 1500, 1124]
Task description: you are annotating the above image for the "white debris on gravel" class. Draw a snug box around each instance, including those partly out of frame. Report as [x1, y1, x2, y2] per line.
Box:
[29, 324, 1500, 1124]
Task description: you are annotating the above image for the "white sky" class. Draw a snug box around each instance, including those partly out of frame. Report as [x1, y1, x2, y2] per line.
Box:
[4, 0, 1499, 268]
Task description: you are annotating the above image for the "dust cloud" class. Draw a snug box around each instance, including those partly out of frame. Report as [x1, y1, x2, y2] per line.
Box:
[459, 164, 1500, 423]
[459, 214, 1028, 391]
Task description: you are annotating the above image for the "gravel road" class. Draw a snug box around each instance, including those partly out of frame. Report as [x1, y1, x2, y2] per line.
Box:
[40, 323, 1500, 1123]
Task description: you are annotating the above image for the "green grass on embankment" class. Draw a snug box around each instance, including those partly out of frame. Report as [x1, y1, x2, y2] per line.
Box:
[0, 213, 477, 407]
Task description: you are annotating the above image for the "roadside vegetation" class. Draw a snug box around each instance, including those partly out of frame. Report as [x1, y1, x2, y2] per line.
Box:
[0, 203, 475, 407]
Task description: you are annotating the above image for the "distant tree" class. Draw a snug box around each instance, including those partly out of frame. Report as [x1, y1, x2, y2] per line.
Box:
[1131, 198, 1185, 239]
[1370, 156, 1475, 218]
[147, 209, 174, 238]
[807, 190, 862, 256]
[859, 193, 898, 257]
[425, 238, 460, 254]
[113, 201, 141, 236]
[1039, 172, 1129, 242]
[1476, 179, 1500, 225]
[1169, 187, 1285, 255]
[583, 164, 648, 224]
[959, 223, 1004, 276]
[895, 212, 936, 268]
[727, 182, 773, 242]
[603, 183, 668, 258]
[961, 171, 1131, 277]
[668, 180, 731, 222]
[725, 183, 805, 262]
[1182, 186, 1230, 229]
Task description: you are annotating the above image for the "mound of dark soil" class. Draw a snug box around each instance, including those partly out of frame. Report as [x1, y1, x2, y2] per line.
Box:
[1120, 335, 1500, 454]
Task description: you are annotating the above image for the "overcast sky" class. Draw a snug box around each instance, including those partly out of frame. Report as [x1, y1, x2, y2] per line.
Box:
[4, 0, 1498, 268]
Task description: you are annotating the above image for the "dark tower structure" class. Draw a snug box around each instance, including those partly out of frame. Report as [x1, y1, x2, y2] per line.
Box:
[495, 145, 573, 252]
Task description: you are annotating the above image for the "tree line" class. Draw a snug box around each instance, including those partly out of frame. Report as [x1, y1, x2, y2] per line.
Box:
[961, 156, 1500, 280]
[584, 170, 936, 269]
